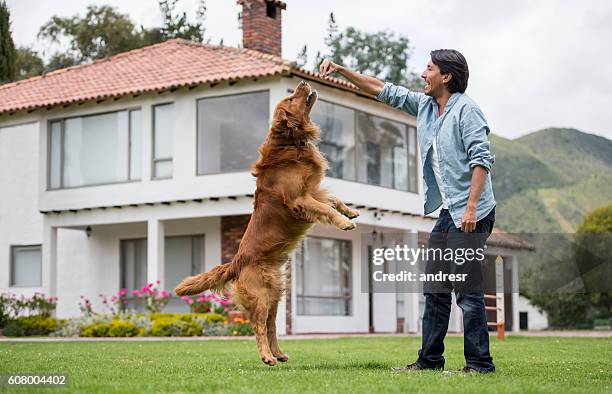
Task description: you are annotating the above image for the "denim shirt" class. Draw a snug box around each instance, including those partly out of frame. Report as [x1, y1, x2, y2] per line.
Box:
[377, 82, 496, 228]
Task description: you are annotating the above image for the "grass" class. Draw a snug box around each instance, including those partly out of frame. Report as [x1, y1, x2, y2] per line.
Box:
[0, 336, 611, 393]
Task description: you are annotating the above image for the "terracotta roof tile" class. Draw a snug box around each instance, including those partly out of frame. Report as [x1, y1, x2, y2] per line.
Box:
[0, 38, 364, 115]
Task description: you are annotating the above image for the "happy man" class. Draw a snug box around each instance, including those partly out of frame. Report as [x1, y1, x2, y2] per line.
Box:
[320, 49, 496, 373]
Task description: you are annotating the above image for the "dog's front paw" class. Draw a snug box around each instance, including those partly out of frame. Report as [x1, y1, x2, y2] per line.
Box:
[339, 221, 356, 231]
[276, 353, 289, 362]
[346, 208, 360, 219]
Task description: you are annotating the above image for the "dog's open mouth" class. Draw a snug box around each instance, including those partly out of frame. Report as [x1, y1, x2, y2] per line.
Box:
[306, 90, 317, 107]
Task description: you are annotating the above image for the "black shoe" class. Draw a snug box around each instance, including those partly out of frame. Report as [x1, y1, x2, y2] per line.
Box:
[459, 366, 493, 374]
[392, 363, 442, 372]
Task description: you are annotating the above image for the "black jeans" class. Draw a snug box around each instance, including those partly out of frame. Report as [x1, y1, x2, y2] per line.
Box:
[416, 207, 496, 372]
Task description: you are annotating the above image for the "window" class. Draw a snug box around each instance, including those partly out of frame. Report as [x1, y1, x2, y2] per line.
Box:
[356, 113, 411, 191]
[120, 239, 148, 292]
[197, 91, 269, 174]
[48, 109, 141, 189]
[296, 236, 352, 316]
[164, 235, 205, 293]
[152, 103, 175, 179]
[311, 100, 356, 180]
[120, 236, 204, 312]
[10, 245, 42, 287]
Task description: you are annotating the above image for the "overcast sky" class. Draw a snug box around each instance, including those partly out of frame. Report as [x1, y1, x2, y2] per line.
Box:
[6, 0, 611, 139]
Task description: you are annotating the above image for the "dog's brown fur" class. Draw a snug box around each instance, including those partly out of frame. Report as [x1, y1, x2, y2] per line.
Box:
[174, 81, 359, 365]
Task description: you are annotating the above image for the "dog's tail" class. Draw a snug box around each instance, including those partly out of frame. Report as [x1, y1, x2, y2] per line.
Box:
[174, 261, 239, 296]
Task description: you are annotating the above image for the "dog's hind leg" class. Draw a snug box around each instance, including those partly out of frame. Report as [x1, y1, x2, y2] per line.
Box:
[236, 272, 277, 366]
[266, 297, 288, 362]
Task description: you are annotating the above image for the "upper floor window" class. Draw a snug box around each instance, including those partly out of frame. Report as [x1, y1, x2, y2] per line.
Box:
[311, 100, 356, 180]
[312, 100, 418, 193]
[197, 91, 269, 174]
[10, 245, 42, 287]
[48, 109, 141, 189]
[152, 103, 175, 179]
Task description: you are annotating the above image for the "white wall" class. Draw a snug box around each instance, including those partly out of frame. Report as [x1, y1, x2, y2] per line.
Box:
[0, 122, 44, 295]
[518, 295, 549, 330]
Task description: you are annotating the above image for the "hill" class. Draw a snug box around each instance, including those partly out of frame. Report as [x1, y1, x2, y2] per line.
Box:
[489, 128, 612, 233]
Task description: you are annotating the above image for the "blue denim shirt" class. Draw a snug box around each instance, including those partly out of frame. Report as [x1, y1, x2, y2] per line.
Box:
[377, 82, 496, 228]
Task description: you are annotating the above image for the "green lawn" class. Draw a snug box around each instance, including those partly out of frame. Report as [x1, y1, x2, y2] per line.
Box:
[0, 336, 610, 393]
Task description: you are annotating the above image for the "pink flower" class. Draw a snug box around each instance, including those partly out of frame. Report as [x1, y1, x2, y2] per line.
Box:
[156, 280, 161, 285]
[111, 296, 117, 302]
[132, 290, 140, 296]
[197, 296, 205, 303]
[180, 296, 190, 301]
[187, 299, 194, 305]
[118, 288, 127, 296]
[160, 290, 170, 298]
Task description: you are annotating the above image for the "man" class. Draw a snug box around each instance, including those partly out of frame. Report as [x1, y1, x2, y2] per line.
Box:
[320, 49, 496, 373]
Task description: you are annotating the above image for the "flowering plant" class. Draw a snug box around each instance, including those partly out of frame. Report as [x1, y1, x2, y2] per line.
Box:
[181, 291, 235, 314]
[78, 295, 93, 317]
[131, 282, 170, 313]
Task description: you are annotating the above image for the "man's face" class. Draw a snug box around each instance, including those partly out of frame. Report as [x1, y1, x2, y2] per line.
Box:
[421, 59, 450, 98]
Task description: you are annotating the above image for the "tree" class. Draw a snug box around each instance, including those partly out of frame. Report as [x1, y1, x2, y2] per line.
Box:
[15, 47, 44, 79]
[157, 0, 207, 42]
[37, 1, 208, 73]
[523, 203, 612, 328]
[0, 0, 16, 83]
[300, 13, 423, 90]
[38, 5, 149, 69]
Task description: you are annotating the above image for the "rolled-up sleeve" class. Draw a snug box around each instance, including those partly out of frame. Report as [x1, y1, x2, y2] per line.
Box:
[461, 107, 495, 172]
[376, 82, 422, 117]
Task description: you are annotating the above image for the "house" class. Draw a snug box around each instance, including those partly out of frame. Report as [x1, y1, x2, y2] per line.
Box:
[0, 0, 535, 334]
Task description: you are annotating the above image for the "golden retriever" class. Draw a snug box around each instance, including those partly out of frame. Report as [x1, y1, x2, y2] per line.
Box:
[174, 81, 359, 365]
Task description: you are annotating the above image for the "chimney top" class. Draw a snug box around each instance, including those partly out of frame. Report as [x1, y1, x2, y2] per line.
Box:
[238, 0, 286, 58]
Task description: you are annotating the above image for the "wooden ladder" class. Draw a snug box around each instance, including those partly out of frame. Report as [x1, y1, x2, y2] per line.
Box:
[485, 256, 505, 340]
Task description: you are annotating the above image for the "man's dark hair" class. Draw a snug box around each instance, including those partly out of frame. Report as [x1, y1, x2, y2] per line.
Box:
[430, 49, 469, 93]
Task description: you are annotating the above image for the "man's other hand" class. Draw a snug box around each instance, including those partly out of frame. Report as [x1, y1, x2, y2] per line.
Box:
[461, 205, 477, 232]
[320, 59, 341, 76]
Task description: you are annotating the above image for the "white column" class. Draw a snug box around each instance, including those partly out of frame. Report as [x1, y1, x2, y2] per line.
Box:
[42, 219, 58, 297]
[147, 218, 165, 289]
[511, 256, 520, 332]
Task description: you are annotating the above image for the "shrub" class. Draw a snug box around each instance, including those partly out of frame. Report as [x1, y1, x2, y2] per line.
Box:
[230, 321, 254, 336]
[108, 320, 139, 337]
[151, 317, 174, 336]
[3, 316, 58, 336]
[81, 322, 111, 337]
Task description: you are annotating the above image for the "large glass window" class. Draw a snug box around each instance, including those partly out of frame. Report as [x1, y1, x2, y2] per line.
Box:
[197, 91, 269, 174]
[48, 109, 141, 189]
[311, 100, 356, 180]
[356, 113, 411, 191]
[120, 239, 148, 292]
[152, 103, 175, 179]
[296, 236, 352, 316]
[10, 245, 42, 287]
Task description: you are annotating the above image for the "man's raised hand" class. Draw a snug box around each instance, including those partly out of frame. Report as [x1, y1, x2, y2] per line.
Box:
[319, 59, 340, 76]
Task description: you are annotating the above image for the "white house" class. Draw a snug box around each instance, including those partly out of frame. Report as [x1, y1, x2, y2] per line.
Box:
[0, 0, 534, 334]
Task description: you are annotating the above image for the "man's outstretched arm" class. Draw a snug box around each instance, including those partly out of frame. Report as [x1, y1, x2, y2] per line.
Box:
[319, 59, 385, 96]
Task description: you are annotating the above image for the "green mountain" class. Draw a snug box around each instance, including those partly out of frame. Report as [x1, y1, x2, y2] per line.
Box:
[489, 128, 612, 233]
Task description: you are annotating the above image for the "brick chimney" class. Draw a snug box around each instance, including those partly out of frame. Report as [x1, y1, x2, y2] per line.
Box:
[238, 0, 286, 57]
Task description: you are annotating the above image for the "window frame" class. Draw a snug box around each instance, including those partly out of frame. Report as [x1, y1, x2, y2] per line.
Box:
[296, 235, 353, 317]
[307, 95, 419, 194]
[151, 102, 176, 180]
[9, 244, 42, 287]
[46, 107, 142, 190]
[195, 90, 270, 176]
